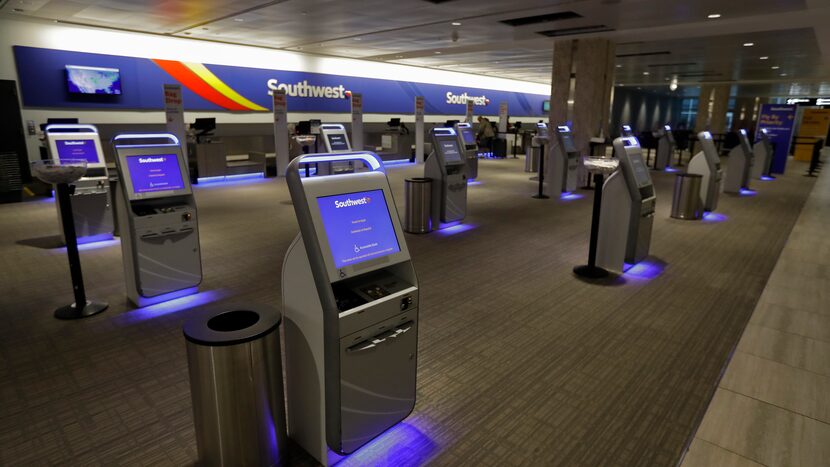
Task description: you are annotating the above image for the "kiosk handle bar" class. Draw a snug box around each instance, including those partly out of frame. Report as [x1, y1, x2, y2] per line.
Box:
[288, 151, 385, 176]
[44, 124, 99, 135]
[113, 133, 181, 148]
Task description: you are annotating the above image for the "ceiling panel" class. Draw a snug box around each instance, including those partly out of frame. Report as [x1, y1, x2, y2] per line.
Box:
[1, 0, 828, 96]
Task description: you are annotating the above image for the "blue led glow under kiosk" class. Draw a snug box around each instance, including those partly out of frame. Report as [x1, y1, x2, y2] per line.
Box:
[282, 151, 419, 465]
[44, 124, 114, 245]
[112, 133, 202, 307]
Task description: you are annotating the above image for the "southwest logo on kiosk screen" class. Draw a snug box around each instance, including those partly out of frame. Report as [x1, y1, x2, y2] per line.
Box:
[126, 154, 184, 194]
[334, 196, 371, 209]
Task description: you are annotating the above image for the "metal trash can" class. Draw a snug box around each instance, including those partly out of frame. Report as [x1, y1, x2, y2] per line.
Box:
[671, 173, 704, 220]
[183, 304, 286, 467]
[404, 177, 432, 233]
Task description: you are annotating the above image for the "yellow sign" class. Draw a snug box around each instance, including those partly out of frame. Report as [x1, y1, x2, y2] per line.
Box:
[795, 108, 830, 161]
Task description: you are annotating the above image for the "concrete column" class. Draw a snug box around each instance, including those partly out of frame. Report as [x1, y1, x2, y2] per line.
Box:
[572, 38, 616, 157]
[548, 40, 572, 127]
[731, 97, 756, 131]
[695, 84, 730, 133]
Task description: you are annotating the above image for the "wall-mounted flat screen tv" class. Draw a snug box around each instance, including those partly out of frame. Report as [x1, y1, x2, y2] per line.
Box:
[66, 65, 122, 95]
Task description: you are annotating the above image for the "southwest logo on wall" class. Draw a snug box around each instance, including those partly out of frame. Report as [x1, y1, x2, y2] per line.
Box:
[13, 46, 546, 116]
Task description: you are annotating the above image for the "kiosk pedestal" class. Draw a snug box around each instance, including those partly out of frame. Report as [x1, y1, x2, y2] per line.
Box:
[32, 160, 108, 319]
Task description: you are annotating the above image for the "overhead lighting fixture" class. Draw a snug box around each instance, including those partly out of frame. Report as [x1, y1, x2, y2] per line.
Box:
[743, 42, 754, 47]
[234, 18, 244, 22]
[616, 64, 622, 68]
[451, 22, 461, 26]
[780, 73, 788, 77]
[643, 71, 650, 76]
[353, 37, 362, 41]
[771, 65, 780, 69]
[707, 13, 721, 19]
[669, 75, 678, 91]
[760, 56, 769, 60]
[434, 51, 442, 54]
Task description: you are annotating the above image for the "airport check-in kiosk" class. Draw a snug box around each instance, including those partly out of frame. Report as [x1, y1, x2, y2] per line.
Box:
[282, 152, 418, 464]
[687, 131, 723, 212]
[597, 136, 656, 272]
[655, 124, 675, 170]
[454, 122, 479, 180]
[752, 128, 773, 179]
[45, 124, 113, 244]
[318, 124, 354, 175]
[621, 124, 634, 137]
[724, 129, 754, 194]
[113, 134, 202, 307]
[528, 122, 549, 170]
[425, 127, 467, 227]
[550, 124, 579, 193]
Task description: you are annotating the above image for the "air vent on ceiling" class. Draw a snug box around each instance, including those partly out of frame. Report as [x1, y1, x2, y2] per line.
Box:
[501, 11, 582, 27]
[537, 25, 613, 37]
[616, 51, 671, 58]
[646, 62, 697, 68]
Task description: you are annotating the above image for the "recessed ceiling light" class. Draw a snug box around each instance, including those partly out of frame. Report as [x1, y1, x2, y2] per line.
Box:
[353, 37, 362, 41]
[234, 17, 244, 22]
[743, 42, 754, 47]
[780, 73, 788, 77]
[771, 65, 780, 69]
[616, 64, 622, 68]
[760, 56, 769, 60]
[643, 71, 650, 75]
[395, 55, 403, 58]
[451, 22, 461, 26]
[434, 51, 442, 54]
[707, 13, 721, 19]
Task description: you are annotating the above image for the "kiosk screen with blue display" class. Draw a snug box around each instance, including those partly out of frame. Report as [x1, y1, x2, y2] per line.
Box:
[126, 154, 185, 194]
[317, 189, 401, 269]
[56, 139, 100, 164]
[439, 140, 462, 163]
[327, 134, 349, 151]
[461, 128, 476, 145]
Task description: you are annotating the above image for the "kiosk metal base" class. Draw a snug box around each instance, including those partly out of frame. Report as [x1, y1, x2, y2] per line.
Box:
[573, 265, 610, 279]
[55, 300, 109, 320]
[532, 194, 550, 199]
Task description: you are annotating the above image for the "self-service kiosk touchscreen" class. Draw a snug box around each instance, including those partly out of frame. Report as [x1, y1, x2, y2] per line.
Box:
[454, 122, 479, 180]
[113, 134, 202, 306]
[283, 152, 418, 465]
[425, 127, 467, 227]
[318, 124, 354, 175]
[621, 124, 634, 137]
[597, 136, 656, 272]
[550, 124, 579, 193]
[724, 128, 754, 193]
[687, 131, 723, 211]
[45, 124, 114, 244]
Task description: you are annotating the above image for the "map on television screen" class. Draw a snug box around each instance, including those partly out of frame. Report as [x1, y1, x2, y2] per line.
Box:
[66, 65, 122, 95]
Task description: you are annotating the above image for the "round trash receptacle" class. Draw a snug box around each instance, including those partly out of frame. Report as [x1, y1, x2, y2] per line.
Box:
[183, 304, 286, 467]
[404, 177, 432, 234]
[671, 173, 704, 220]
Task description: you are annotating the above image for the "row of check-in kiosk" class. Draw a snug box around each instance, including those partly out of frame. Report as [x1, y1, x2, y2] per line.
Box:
[41, 115, 776, 464]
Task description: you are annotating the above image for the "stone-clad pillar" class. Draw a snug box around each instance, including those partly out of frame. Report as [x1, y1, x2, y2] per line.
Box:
[546, 38, 615, 189]
[695, 84, 730, 133]
[572, 38, 616, 156]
